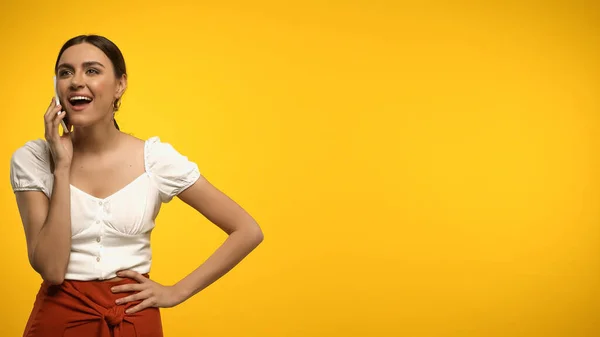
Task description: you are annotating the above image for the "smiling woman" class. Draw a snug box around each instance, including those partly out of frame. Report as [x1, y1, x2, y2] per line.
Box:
[54, 35, 127, 131]
[10, 35, 264, 337]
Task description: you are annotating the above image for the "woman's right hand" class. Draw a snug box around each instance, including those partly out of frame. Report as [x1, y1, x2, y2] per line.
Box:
[44, 98, 73, 170]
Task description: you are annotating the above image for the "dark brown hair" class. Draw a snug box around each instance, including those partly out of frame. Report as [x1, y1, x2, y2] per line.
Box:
[54, 35, 127, 130]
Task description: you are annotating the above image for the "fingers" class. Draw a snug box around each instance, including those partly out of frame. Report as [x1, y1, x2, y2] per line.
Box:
[115, 288, 151, 306]
[111, 283, 145, 294]
[117, 270, 148, 283]
[111, 271, 152, 309]
[44, 97, 60, 122]
[125, 297, 156, 315]
[46, 109, 67, 140]
[46, 97, 54, 112]
[52, 110, 67, 129]
[44, 97, 65, 140]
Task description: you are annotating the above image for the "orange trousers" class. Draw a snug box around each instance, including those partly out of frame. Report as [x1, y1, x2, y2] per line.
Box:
[23, 275, 163, 337]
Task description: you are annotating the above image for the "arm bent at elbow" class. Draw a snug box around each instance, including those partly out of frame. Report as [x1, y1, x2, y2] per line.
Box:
[15, 171, 72, 285]
[172, 176, 265, 299]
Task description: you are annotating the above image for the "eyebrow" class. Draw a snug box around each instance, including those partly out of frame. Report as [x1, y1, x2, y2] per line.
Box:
[57, 61, 105, 70]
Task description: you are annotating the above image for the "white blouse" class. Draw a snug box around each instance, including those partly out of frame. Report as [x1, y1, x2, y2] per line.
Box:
[9, 137, 200, 281]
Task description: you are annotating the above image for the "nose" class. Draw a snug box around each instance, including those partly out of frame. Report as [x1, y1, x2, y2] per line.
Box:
[70, 70, 85, 89]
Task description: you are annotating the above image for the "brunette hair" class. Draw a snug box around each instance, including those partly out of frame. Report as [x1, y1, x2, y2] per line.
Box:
[55, 35, 126, 130]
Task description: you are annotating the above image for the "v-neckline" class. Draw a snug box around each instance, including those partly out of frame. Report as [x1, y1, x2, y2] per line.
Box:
[67, 138, 150, 202]
[69, 173, 147, 202]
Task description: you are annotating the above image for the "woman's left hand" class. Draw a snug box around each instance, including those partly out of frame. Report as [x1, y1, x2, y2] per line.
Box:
[111, 270, 185, 314]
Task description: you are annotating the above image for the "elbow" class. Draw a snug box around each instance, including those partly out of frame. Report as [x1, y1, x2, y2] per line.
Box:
[35, 265, 66, 285]
[235, 223, 263, 246]
[44, 274, 65, 286]
[230, 221, 264, 247]
[38, 265, 67, 285]
[249, 225, 264, 246]
[256, 228, 264, 244]
[30, 255, 67, 285]
[28, 239, 70, 286]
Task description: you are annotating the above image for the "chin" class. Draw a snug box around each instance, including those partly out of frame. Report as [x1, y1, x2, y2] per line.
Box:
[66, 116, 95, 128]
[65, 111, 98, 126]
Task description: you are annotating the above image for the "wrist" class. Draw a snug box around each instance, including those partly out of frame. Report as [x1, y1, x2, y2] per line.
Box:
[53, 166, 70, 177]
[172, 282, 192, 304]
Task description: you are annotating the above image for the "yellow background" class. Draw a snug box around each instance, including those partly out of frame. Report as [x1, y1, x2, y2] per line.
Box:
[0, 1, 598, 336]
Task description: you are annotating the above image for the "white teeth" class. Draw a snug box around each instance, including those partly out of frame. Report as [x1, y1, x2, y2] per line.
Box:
[69, 96, 92, 102]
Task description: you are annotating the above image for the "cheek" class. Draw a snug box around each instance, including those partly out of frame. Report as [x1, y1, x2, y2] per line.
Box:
[88, 77, 116, 101]
[90, 80, 108, 98]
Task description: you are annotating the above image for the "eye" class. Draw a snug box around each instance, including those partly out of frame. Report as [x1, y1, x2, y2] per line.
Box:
[87, 68, 100, 75]
[58, 70, 72, 77]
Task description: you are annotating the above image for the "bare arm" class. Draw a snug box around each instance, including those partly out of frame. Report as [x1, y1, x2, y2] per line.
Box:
[111, 174, 264, 313]
[15, 167, 72, 285]
[14, 99, 74, 285]
[172, 175, 264, 299]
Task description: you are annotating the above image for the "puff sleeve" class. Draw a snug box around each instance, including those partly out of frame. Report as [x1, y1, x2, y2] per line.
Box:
[9, 139, 53, 198]
[145, 137, 201, 203]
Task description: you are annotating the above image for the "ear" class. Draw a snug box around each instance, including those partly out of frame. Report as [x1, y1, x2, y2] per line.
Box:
[115, 74, 128, 100]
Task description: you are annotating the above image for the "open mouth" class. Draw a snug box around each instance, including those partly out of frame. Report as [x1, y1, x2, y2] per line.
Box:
[69, 96, 93, 109]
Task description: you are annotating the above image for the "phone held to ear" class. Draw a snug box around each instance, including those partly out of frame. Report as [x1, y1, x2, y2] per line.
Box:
[54, 75, 70, 133]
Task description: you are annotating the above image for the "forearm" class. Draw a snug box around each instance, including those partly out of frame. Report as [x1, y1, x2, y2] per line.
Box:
[31, 168, 72, 284]
[174, 226, 264, 301]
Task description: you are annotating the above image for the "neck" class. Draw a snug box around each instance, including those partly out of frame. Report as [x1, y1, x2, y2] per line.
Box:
[71, 121, 121, 154]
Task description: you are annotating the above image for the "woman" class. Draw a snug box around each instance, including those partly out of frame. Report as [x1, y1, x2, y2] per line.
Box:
[10, 34, 264, 337]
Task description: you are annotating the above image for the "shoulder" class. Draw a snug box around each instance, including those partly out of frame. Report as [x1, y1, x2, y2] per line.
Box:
[144, 136, 194, 166]
[118, 134, 180, 161]
[144, 136, 200, 202]
[11, 139, 51, 170]
[10, 139, 53, 197]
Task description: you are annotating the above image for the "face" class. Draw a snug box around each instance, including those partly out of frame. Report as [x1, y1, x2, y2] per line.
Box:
[55, 43, 126, 127]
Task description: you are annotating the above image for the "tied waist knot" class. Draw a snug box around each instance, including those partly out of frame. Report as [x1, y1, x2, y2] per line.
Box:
[103, 305, 125, 327]
[34, 280, 161, 337]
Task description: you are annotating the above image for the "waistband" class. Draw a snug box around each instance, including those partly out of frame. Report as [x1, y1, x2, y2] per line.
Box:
[39, 274, 154, 337]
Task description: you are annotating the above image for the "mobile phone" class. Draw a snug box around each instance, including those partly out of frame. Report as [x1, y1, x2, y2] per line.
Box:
[53, 75, 69, 133]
